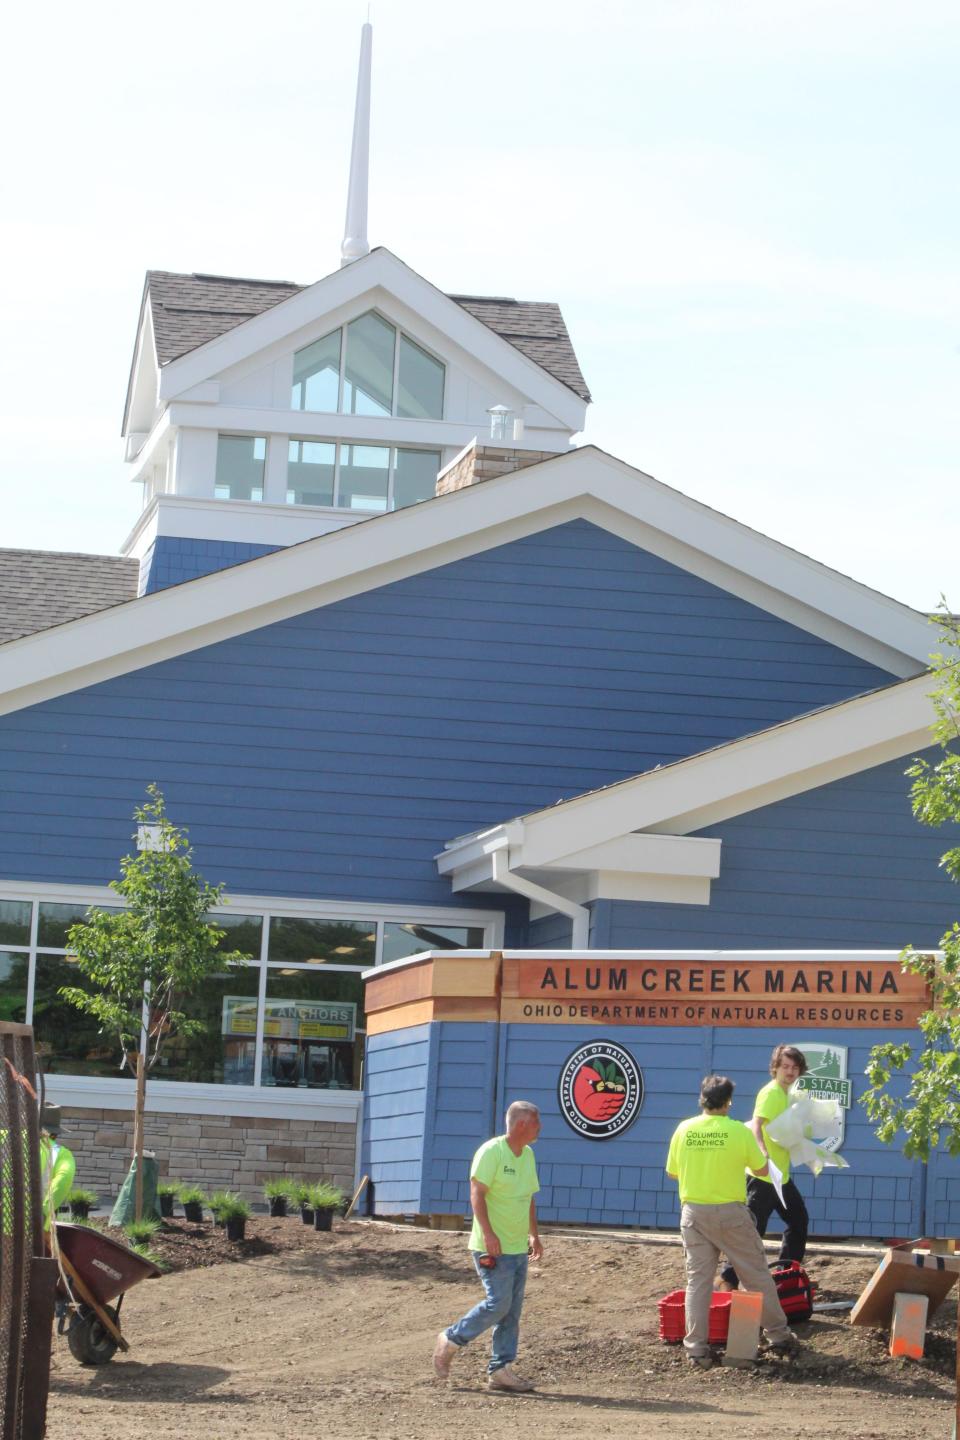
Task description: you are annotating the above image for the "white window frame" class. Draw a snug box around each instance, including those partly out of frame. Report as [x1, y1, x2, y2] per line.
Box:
[293, 309, 446, 422]
[287, 438, 441, 512]
[0, 880, 502, 1120]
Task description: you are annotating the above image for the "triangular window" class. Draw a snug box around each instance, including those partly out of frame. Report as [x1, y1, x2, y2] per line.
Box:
[292, 311, 445, 420]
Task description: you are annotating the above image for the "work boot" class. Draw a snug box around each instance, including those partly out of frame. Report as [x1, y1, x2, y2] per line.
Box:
[762, 1332, 802, 1357]
[488, 1365, 536, 1392]
[433, 1332, 458, 1379]
[686, 1353, 714, 1370]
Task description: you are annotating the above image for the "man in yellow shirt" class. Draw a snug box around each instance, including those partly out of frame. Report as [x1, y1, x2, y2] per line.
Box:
[719, 1044, 809, 1290]
[433, 1101, 543, 1393]
[666, 1075, 797, 1368]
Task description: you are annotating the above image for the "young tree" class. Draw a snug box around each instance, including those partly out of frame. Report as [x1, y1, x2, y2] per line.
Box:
[61, 786, 245, 1217]
[863, 610, 960, 1159]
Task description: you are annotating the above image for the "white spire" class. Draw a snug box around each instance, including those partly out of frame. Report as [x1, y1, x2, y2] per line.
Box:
[341, 20, 373, 267]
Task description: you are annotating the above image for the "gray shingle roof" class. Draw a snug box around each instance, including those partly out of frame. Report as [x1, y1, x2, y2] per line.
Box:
[146, 265, 590, 402]
[0, 549, 139, 645]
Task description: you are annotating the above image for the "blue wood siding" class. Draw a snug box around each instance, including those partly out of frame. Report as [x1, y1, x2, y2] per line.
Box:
[420, 1023, 500, 1213]
[606, 754, 960, 950]
[0, 520, 897, 907]
[381, 1018, 954, 1233]
[362, 1023, 435, 1212]
[143, 536, 280, 594]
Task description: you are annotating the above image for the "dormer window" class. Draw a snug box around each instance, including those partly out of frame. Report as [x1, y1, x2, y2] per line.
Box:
[292, 312, 445, 420]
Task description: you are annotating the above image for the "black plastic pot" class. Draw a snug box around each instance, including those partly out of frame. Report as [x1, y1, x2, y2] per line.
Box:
[313, 1207, 333, 1232]
[226, 1216, 247, 1242]
[269, 1196, 288, 1218]
[69, 1202, 91, 1220]
[159, 1193, 175, 1218]
[183, 1200, 203, 1223]
[300, 1205, 315, 1225]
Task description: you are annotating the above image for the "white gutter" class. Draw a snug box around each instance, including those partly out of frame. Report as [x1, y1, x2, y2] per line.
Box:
[490, 848, 590, 948]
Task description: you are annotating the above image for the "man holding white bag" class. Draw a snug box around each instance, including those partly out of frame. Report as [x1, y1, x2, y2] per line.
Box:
[719, 1044, 810, 1291]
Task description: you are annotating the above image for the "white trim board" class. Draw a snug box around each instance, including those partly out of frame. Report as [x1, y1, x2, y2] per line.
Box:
[0, 447, 935, 718]
[439, 673, 937, 894]
[44, 1073, 362, 1124]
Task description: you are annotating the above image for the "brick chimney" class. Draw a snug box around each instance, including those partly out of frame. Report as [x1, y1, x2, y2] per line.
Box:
[436, 440, 557, 496]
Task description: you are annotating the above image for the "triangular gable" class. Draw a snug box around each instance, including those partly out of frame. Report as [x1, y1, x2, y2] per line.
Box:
[0, 446, 934, 721]
[123, 249, 588, 440]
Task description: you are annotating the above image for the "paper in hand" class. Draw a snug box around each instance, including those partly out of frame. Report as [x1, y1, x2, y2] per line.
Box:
[765, 1155, 786, 1207]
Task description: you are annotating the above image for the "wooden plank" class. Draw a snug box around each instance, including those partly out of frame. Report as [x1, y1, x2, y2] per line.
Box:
[432, 954, 501, 998]
[433, 996, 499, 1022]
[364, 960, 435, 1014]
[365, 1000, 436, 1035]
[343, 1174, 369, 1220]
[851, 1249, 960, 1328]
[21, 1256, 58, 1440]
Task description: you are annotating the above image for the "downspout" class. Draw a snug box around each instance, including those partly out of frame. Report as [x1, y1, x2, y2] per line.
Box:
[490, 848, 591, 948]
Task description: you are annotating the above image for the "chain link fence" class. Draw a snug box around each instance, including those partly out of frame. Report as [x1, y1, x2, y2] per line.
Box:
[1, 1022, 57, 1440]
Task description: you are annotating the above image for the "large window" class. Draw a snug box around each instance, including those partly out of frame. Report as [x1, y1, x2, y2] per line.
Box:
[9, 894, 495, 1091]
[286, 441, 439, 512]
[215, 435, 266, 501]
[292, 312, 445, 421]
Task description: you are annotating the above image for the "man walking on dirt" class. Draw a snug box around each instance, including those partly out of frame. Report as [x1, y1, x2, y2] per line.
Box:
[719, 1044, 809, 1291]
[667, 1075, 798, 1368]
[433, 1100, 543, 1392]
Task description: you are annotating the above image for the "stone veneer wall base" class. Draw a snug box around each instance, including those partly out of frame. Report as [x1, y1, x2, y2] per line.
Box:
[61, 1106, 357, 1205]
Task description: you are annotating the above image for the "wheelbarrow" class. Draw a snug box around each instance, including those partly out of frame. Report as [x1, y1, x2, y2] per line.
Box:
[55, 1221, 162, 1365]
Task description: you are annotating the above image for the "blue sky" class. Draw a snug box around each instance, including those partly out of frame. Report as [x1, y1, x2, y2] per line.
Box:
[1, 0, 956, 610]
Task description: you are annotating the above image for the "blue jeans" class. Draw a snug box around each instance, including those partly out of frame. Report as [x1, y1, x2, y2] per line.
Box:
[445, 1252, 529, 1372]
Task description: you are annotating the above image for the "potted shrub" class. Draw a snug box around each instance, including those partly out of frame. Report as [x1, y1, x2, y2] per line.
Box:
[310, 1182, 345, 1233]
[295, 1180, 314, 1226]
[157, 1181, 178, 1218]
[218, 1193, 251, 1242]
[177, 1185, 206, 1223]
[208, 1190, 231, 1228]
[67, 1187, 98, 1221]
[264, 1177, 292, 1218]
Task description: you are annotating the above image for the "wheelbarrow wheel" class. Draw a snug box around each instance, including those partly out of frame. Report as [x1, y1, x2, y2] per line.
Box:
[67, 1304, 121, 1365]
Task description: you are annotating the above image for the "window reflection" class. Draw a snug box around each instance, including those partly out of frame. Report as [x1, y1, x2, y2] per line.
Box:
[38, 901, 122, 949]
[151, 965, 261, 1086]
[291, 313, 444, 421]
[215, 435, 266, 502]
[0, 951, 28, 1025]
[0, 901, 30, 946]
[292, 329, 341, 411]
[382, 922, 485, 965]
[338, 444, 390, 511]
[287, 440, 335, 506]
[397, 335, 445, 420]
[32, 955, 120, 1076]
[343, 313, 395, 417]
[268, 917, 376, 967]
[262, 969, 364, 1090]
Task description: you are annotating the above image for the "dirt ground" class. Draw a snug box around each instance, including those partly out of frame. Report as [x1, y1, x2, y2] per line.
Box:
[46, 1217, 957, 1440]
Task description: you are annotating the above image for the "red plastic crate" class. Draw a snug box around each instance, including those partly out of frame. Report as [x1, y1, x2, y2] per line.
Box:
[658, 1289, 732, 1344]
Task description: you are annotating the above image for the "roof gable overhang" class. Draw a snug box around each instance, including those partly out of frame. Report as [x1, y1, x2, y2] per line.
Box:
[436, 673, 937, 907]
[144, 249, 588, 434]
[0, 446, 935, 719]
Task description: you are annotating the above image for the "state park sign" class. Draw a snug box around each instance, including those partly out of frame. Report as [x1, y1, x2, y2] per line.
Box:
[500, 957, 930, 1029]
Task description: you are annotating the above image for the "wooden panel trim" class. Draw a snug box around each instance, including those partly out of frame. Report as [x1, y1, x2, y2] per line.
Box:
[366, 999, 437, 1035]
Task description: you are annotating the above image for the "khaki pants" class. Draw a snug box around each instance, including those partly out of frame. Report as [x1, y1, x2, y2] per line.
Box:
[680, 1201, 791, 1357]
